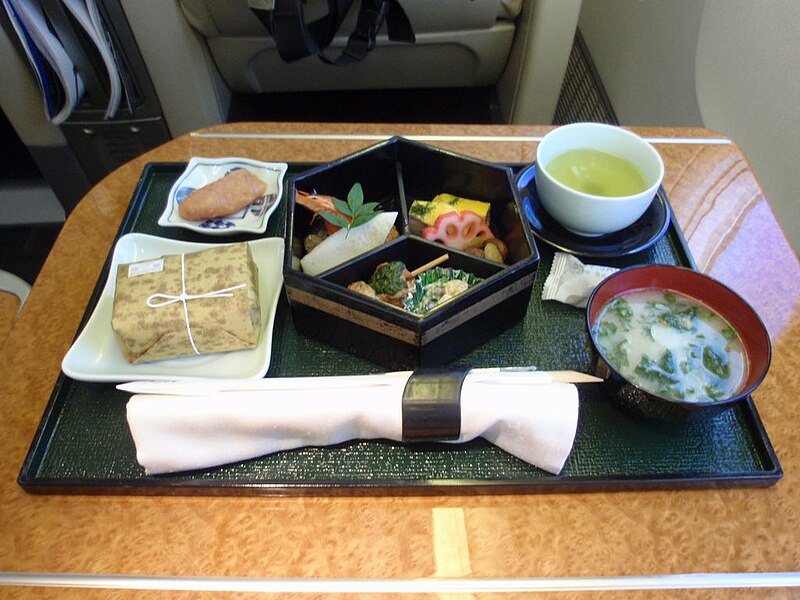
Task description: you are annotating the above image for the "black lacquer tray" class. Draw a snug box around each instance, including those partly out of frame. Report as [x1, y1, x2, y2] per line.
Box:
[18, 162, 782, 496]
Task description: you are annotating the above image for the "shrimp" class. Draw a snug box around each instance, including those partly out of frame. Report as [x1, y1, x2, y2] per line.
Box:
[295, 190, 347, 234]
[295, 190, 339, 214]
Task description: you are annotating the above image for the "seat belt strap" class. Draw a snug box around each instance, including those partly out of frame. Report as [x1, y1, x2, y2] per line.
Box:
[249, 0, 414, 66]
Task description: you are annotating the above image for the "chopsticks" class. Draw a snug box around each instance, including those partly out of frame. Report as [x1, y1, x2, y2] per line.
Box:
[117, 368, 602, 396]
[547, 370, 604, 384]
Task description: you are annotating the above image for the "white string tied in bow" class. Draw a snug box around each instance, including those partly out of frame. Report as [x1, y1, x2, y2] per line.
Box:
[146, 253, 246, 355]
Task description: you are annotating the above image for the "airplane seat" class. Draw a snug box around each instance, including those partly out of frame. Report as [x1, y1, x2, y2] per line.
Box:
[0, 0, 581, 230]
[120, 0, 583, 134]
[178, 0, 520, 93]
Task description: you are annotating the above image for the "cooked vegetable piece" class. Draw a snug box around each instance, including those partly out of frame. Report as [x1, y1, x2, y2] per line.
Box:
[634, 353, 680, 386]
[348, 280, 377, 298]
[483, 242, 503, 263]
[595, 320, 618, 338]
[300, 211, 398, 276]
[608, 339, 630, 369]
[403, 267, 483, 315]
[416, 279, 469, 313]
[369, 261, 411, 296]
[421, 210, 495, 250]
[303, 218, 328, 253]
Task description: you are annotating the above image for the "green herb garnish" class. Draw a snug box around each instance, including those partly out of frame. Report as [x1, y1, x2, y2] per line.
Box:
[318, 183, 382, 237]
[408, 201, 430, 220]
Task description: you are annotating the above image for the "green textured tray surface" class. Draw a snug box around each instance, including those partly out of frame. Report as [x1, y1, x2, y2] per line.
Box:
[19, 163, 781, 494]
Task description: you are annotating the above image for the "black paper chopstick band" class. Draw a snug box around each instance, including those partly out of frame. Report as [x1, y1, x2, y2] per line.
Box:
[401, 367, 469, 442]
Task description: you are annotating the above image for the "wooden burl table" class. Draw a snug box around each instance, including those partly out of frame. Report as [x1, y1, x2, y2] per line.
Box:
[1, 123, 799, 598]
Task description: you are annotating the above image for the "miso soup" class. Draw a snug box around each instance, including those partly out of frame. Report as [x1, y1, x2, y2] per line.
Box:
[593, 290, 746, 403]
[546, 148, 647, 197]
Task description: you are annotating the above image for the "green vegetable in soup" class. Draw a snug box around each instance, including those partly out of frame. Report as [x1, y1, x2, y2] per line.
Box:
[595, 320, 618, 338]
[704, 384, 727, 400]
[658, 305, 697, 331]
[607, 298, 634, 329]
[634, 352, 679, 387]
[608, 339, 630, 369]
[702, 345, 730, 379]
[593, 290, 746, 404]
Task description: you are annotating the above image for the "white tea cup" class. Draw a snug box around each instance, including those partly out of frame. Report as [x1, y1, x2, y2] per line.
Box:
[535, 123, 664, 236]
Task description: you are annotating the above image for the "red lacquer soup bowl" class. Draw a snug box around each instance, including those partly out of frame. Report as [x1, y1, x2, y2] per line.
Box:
[586, 265, 771, 418]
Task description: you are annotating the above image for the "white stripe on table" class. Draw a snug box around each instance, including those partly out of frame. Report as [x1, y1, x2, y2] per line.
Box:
[190, 132, 732, 145]
[1, 571, 797, 593]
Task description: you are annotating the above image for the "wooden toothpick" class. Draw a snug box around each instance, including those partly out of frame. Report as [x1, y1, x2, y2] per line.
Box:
[410, 254, 449, 277]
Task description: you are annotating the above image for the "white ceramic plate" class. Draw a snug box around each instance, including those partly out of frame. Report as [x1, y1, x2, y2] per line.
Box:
[62, 233, 285, 382]
[158, 157, 288, 235]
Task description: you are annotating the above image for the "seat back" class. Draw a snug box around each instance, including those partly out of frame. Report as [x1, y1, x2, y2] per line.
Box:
[178, 0, 518, 93]
[117, 0, 580, 132]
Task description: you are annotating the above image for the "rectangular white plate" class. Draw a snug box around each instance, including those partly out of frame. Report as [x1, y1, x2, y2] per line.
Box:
[62, 233, 284, 382]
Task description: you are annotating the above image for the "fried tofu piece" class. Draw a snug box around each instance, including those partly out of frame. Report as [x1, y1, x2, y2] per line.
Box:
[178, 169, 267, 221]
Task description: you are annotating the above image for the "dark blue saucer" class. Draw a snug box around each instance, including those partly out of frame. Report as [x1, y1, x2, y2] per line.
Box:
[515, 163, 671, 258]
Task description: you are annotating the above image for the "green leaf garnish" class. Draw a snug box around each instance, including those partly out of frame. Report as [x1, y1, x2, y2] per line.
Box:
[320, 183, 382, 238]
[332, 197, 354, 217]
[318, 212, 350, 230]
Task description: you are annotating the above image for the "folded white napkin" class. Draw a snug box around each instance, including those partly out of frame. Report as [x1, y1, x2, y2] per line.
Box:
[125, 371, 579, 475]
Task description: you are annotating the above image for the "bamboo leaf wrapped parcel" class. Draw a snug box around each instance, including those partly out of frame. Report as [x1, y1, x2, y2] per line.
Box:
[111, 242, 261, 363]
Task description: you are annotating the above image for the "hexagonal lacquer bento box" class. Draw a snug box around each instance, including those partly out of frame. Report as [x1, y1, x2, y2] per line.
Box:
[283, 136, 540, 369]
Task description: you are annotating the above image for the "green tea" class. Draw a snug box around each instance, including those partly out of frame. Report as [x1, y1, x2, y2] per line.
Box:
[546, 148, 647, 197]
